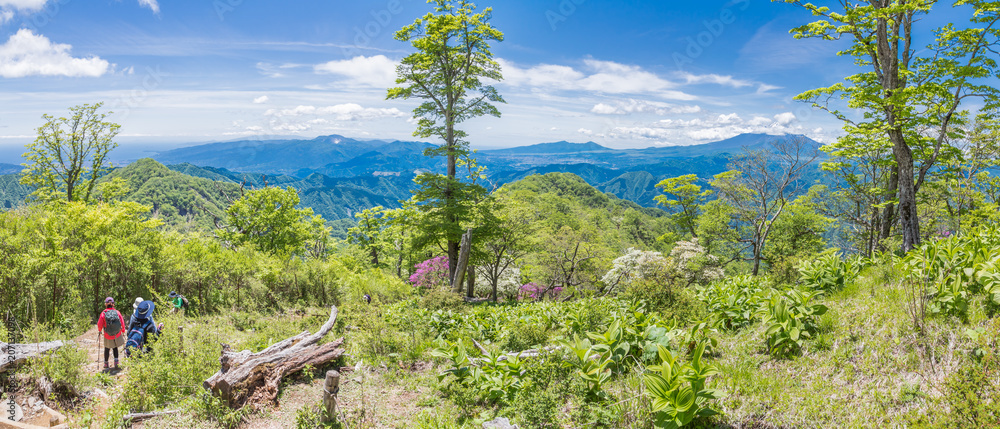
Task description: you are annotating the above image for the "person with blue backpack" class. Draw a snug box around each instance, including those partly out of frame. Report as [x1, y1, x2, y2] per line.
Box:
[96, 297, 126, 369]
[129, 297, 157, 328]
[125, 300, 162, 358]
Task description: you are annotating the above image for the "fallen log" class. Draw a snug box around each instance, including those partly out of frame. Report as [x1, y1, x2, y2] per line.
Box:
[203, 306, 345, 409]
[469, 339, 561, 366]
[122, 410, 180, 423]
[0, 341, 64, 373]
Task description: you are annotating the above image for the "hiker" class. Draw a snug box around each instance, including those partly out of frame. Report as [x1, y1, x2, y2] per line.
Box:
[168, 291, 188, 314]
[125, 300, 161, 358]
[96, 297, 126, 369]
[128, 297, 157, 328]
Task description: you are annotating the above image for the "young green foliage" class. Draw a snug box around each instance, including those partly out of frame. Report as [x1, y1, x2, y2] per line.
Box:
[21, 102, 121, 203]
[387, 0, 505, 283]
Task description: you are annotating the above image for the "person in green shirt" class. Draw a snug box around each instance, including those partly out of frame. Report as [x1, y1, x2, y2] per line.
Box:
[168, 291, 186, 314]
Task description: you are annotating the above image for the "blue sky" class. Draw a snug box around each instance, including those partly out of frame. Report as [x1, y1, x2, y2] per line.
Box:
[0, 0, 970, 160]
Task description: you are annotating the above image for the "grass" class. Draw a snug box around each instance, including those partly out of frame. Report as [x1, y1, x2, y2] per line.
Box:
[13, 260, 998, 428]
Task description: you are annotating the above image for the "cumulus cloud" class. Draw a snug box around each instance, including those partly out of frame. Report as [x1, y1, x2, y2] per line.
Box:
[0, 29, 110, 78]
[137, 0, 159, 13]
[590, 99, 701, 116]
[314, 55, 397, 87]
[578, 128, 593, 135]
[265, 103, 406, 121]
[609, 111, 808, 143]
[253, 95, 269, 104]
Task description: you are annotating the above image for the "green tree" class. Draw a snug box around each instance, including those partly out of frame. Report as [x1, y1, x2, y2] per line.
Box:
[475, 194, 535, 301]
[782, 0, 1000, 251]
[387, 0, 505, 283]
[763, 187, 833, 281]
[217, 187, 329, 257]
[348, 205, 390, 266]
[21, 103, 121, 203]
[710, 137, 819, 275]
[654, 174, 712, 238]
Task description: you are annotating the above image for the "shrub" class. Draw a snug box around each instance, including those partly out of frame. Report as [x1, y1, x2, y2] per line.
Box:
[409, 256, 450, 290]
[26, 344, 90, 399]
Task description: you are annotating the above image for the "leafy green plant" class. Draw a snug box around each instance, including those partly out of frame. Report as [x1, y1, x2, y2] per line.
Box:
[697, 275, 770, 330]
[759, 289, 828, 357]
[798, 252, 867, 291]
[674, 321, 718, 356]
[561, 335, 613, 401]
[643, 343, 722, 429]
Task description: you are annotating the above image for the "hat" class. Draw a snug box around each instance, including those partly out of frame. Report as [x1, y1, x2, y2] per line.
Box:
[168, 291, 178, 298]
[104, 297, 114, 306]
[133, 297, 144, 309]
[135, 300, 155, 320]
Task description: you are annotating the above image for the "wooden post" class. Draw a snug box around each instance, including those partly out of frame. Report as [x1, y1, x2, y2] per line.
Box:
[322, 370, 340, 423]
[451, 229, 472, 293]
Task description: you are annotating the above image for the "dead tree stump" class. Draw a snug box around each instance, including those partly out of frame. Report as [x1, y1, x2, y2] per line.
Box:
[203, 306, 345, 409]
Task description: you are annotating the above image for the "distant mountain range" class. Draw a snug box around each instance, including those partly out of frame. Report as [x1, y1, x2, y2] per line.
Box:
[153, 133, 813, 177]
[150, 133, 820, 207]
[0, 133, 824, 228]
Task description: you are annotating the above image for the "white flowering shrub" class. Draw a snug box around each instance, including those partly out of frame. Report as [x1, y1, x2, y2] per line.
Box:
[474, 265, 523, 300]
[601, 248, 668, 292]
[669, 238, 724, 285]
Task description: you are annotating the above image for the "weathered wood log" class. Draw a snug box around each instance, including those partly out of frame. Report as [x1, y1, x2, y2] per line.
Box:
[321, 370, 339, 423]
[451, 229, 472, 293]
[0, 341, 64, 373]
[468, 339, 562, 366]
[122, 410, 180, 423]
[203, 306, 345, 409]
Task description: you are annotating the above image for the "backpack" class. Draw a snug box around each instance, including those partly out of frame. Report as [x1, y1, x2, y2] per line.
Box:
[181, 296, 189, 309]
[102, 309, 121, 336]
[124, 327, 145, 357]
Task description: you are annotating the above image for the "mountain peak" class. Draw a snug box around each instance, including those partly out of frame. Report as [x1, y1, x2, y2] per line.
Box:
[483, 141, 611, 155]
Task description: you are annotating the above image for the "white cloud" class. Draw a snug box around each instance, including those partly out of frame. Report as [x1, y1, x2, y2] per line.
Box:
[578, 128, 593, 135]
[499, 58, 696, 101]
[590, 99, 701, 116]
[0, 29, 110, 78]
[0, 9, 12, 23]
[253, 95, 269, 104]
[265, 103, 406, 121]
[774, 112, 797, 125]
[0, 0, 47, 11]
[609, 112, 810, 143]
[677, 72, 753, 88]
[756, 84, 782, 95]
[138, 0, 159, 13]
[314, 55, 397, 87]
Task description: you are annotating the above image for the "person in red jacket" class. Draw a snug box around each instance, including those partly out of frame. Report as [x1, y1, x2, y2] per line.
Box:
[96, 297, 126, 369]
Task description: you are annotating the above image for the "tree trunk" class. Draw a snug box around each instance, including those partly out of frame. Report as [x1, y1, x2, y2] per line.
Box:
[446, 120, 459, 285]
[466, 265, 476, 298]
[451, 230, 471, 294]
[891, 131, 921, 252]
